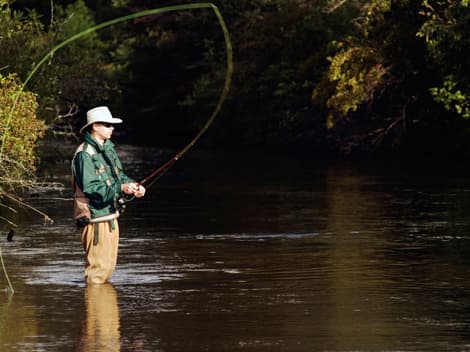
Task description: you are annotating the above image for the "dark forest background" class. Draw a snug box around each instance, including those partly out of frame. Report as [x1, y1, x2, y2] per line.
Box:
[4, 0, 470, 160]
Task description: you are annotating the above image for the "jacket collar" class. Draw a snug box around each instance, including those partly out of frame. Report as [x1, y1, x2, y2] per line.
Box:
[84, 132, 115, 153]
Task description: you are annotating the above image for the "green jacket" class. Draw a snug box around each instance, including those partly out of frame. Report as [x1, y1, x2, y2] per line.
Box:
[72, 132, 134, 220]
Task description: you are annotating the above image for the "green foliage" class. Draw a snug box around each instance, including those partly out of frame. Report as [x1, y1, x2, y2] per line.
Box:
[0, 3, 51, 79]
[311, 0, 434, 153]
[175, 0, 355, 144]
[111, 0, 129, 7]
[38, 0, 127, 122]
[429, 77, 470, 119]
[54, 0, 100, 45]
[0, 1, 127, 128]
[47, 0, 122, 106]
[418, 0, 470, 120]
[312, 1, 396, 127]
[314, 45, 388, 128]
[5, 0, 470, 157]
[0, 73, 46, 187]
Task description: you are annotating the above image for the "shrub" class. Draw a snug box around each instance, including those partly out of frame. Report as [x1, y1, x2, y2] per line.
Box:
[0, 73, 46, 189]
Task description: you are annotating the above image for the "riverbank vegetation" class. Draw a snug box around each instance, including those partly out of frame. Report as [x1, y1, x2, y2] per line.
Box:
[1, 0, 470, 204]
[177, 0, 470, 157]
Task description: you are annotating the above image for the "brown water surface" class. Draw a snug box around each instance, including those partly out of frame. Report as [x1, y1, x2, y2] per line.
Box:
[1, 144, 470, 351]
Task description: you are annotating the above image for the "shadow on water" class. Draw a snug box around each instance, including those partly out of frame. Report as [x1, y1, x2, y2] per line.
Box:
[2, 143, 470, 351]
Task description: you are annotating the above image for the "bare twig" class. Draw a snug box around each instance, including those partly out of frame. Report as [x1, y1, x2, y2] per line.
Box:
[0, 192, 54, 224]
[0, 246, 14, 295]
[0, 216, 17, 228]
[50, 0, 54, 30]
[0, 202, 17, 213]
[323, 0, 348, 14]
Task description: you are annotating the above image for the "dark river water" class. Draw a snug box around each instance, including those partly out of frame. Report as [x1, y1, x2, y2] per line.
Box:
[1, 143, 470, 351]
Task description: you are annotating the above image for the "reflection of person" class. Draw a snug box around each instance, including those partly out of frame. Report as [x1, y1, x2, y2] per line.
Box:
[72, 106, 145, 284]
[79, 283, 121, 352]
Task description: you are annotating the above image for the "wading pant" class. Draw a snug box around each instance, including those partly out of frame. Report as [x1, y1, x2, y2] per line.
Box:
[81, 220, 119, 284]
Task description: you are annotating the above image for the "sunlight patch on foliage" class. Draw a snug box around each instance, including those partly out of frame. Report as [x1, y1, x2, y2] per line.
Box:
[430, 77, 470, 119]
[418, 0, 470, 120]
[0, 74, 46, 187]
[317, 45, 387, 128]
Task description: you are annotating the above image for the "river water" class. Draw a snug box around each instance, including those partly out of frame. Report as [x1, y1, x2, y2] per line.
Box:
[1, 143, 470, 351]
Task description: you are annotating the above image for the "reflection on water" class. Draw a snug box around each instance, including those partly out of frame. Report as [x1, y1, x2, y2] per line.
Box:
[0, 292, 38, 351]
[2, 144, 470, 351]
[79, 284, 120, 352]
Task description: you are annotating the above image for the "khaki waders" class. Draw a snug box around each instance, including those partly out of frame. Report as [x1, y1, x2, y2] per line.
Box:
[81, 220, 120, 284]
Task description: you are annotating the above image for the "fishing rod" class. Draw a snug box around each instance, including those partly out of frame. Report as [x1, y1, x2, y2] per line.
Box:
[133, 5, 233, 192]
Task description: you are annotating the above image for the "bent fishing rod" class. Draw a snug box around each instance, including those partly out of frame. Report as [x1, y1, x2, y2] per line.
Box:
[129, 4, 233, 196]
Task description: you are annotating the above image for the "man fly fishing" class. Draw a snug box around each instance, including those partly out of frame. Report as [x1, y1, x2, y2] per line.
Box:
[69, 4, 232, 285]
[72, 106, 145, 284]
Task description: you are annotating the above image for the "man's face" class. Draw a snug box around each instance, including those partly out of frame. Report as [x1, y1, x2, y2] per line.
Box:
[92, 122, 115, 140]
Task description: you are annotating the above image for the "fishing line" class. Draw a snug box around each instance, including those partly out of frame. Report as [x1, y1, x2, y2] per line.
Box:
[138, 8, 233, 190]
[0, 3, 233, 175]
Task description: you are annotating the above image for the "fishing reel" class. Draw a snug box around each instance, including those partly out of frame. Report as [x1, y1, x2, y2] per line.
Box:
[117, 196, 128, 214]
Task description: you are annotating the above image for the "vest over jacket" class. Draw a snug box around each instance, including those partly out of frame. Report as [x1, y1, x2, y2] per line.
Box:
[72, 132, 134, 221]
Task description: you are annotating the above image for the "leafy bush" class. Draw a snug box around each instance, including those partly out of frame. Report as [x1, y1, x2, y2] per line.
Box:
[418, 0, 470, 120]
[0, 73, 46, 189]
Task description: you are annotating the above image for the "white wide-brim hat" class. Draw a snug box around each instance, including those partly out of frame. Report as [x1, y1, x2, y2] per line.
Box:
[80, 106, 123, 133]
